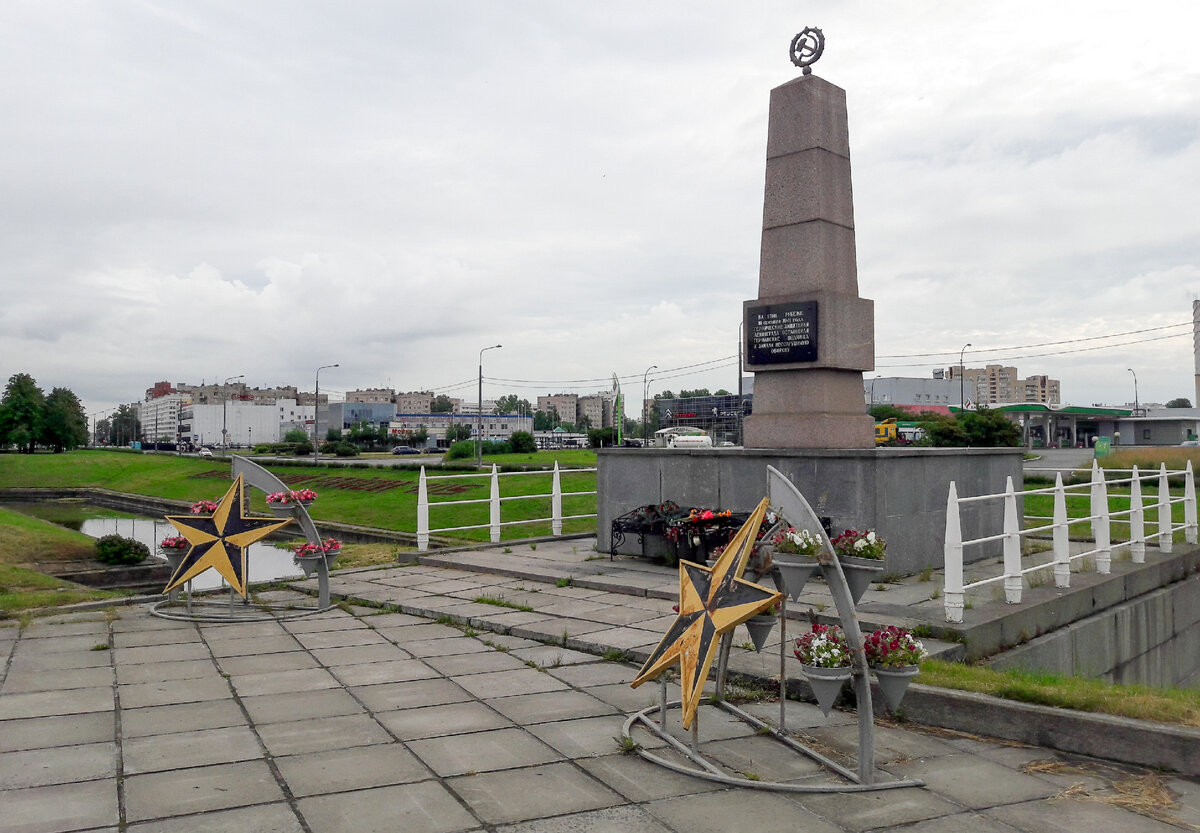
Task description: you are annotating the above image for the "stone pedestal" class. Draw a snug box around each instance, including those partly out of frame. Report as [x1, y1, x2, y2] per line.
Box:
[742, 73, 874, 449]
[597, 447, 1022, 575]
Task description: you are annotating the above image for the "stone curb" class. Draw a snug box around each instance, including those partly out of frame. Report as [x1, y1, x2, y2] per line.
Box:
[894, 683, 1200, 776]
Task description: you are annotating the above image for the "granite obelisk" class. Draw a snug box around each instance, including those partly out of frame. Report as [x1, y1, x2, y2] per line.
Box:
[742, 46, 874, 449]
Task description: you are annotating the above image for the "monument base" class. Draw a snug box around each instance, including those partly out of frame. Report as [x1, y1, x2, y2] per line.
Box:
[743, 413, 875, 450]
[596, 446, 1022, 575]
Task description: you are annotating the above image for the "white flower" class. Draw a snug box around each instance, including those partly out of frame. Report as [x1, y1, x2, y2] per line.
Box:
[866, 531, 877, 544]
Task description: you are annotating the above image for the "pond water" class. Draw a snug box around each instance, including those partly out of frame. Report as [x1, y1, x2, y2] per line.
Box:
[5, 501, 305, 590]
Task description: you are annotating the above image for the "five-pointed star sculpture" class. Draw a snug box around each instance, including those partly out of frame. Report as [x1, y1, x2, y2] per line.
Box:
[162, 474, 292, 597]
[631, 498, 781, 729]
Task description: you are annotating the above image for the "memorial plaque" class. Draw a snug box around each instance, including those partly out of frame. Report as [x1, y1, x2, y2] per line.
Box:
[746, 300, 818, 364]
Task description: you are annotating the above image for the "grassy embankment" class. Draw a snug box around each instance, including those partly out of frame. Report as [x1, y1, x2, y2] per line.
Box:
[0, 505, 123, 616]
[918, 658, 1200, 728]
[0, 448, 599, 543]
[1023, 447, 1200, 542]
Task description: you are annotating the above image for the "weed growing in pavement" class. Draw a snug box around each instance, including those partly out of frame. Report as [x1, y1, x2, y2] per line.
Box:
[473, 594, 533, 612]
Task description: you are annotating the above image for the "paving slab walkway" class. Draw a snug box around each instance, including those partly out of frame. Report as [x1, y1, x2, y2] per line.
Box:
[3, 547, 1199, 832]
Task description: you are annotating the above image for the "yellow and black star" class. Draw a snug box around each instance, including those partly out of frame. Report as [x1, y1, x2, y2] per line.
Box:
[162, 475, 291, 597]
[631, 499, 780, 729]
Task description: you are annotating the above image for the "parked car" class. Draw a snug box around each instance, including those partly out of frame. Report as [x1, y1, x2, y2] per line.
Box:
[1181, 440, 1200, 447]
[197, 447, 213, 457]
[392, 446, 420, 455]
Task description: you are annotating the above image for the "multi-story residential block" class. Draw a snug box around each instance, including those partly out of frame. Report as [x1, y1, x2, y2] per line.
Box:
[346, 388, 395, 404]
[137, 392, 189, 445]
[577, 393, 616, 429]
[947, 365, 1060, 406]
[395, 391, 434, 414]
[537, 394, 578, 423]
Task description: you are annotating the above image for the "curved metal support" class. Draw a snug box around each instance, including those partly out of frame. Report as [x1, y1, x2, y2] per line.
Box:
[232, 456, 331, 609]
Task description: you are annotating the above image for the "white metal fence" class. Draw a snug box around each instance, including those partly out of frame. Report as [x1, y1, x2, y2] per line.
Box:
[415, 463, 597, 551]
[943, 461, 1198, 623]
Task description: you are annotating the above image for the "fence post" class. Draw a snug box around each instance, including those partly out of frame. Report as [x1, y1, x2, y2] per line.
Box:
[1185, 461, 1198, 545]
[1052, 473, 1070, 587]
[1158, 463, 1173, 553]
[944, 481, 964, 623]
[551, 462, 563, 536]
[1130, 464, 1145, 564]
[1003, 476, 1022, 603]
[417, 466, 429, 552]
[1091, 462, 1111, 573]
[490, 464, 501, 544]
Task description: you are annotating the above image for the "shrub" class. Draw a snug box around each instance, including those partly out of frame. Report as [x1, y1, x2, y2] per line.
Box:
[509, 431, 537, 454]
[333, 441, 359, 457]
[447, 440, 475, 460]
[94, 534, 150, 566]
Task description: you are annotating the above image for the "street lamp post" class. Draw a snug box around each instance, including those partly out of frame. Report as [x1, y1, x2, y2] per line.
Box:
[959, 343, 972, 410]
[314, 364, 340, 461]
[642, 364, 657, 443]
[222, 375, 244, 456]
[477, 345, 502, 466]
[870, 374, 882, 406]
[1128, 368, 1139, 417]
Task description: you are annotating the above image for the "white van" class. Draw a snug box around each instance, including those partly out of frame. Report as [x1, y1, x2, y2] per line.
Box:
[667, 433, 713, 449]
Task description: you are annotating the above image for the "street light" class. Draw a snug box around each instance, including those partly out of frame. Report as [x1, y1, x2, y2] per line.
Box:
[314, 364, 339, 461]
[870, 374, 882, 406]
[1128, 368, 1139, 417]
[222, 375, 244, 455]
[642, 364, 657, 443]
[477, 344, 502, 466]
[959, 343, 972, 410]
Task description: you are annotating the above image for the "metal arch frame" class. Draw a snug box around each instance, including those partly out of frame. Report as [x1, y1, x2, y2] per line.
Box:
[620, 465, 923, 793]
[150, 456, 336, 621]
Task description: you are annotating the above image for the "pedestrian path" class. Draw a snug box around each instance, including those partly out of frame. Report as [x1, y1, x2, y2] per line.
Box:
[2, 547, 1199, 832]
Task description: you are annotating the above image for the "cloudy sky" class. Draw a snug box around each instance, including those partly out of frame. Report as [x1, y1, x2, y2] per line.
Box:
[3, 1, 1198, 419]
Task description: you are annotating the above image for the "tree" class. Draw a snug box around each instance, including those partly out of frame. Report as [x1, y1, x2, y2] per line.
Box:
[509, 431, 537, 454]
[41, 387, 88, 452]
[917, 407, 1019, 448]
[107, 404, 141, 447]
[868, 405, 911, 421]
[0, 373, 46, 453]
[445, 423, 473, 442]
[714, 389, 731, 396]
[493, 394, 530, 415]
[678, 388, 711, 399]
[283, 428, 309, 444]
[587, 427, 616, 448]
[656, 391, 676, 401]
[1166, 398, 1193, 408]
[431, 395, 455, 413]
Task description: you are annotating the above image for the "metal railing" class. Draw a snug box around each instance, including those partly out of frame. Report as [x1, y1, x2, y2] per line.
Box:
[416, 462, 597, 551]
[943, 461, 1198, 623]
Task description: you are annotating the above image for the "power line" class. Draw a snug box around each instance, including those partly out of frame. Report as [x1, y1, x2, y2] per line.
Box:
[877, 331, 1189, 369]
[879, 321, 1191, 359]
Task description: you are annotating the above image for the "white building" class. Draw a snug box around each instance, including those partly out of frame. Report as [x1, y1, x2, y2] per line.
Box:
[277, 399, 315, 438]
[180, 403, 282, 448]
[137, 393, 189, 445]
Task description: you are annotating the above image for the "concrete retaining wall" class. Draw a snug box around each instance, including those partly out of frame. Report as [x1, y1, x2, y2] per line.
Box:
[990, 573, 1200, 687]
[597, 446, 1023, 574]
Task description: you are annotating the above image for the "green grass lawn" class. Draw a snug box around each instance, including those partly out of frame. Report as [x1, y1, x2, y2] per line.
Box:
[0, 449, 599, 543]
[0, 506, 126, 616]
[918, 658, 1200, 728]
[1023, 482, 1190, 542]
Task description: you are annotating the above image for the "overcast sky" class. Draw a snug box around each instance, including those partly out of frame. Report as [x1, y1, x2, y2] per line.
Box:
[3, 1, 1198, 420]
